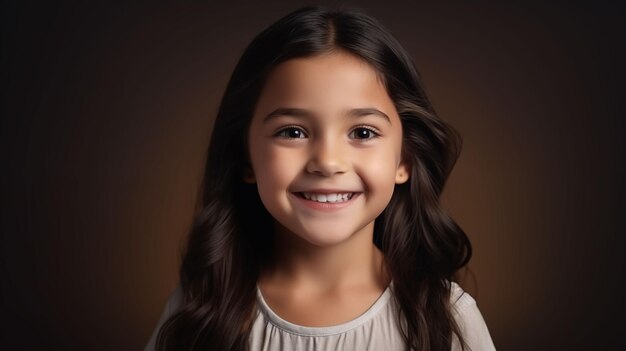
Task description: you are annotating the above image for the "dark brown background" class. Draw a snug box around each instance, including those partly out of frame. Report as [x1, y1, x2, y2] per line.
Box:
[2, 0, 625, 350]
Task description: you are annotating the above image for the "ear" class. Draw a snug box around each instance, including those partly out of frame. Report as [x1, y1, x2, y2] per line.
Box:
[395, 161, 410, 184]
[243, 165, 256, 184]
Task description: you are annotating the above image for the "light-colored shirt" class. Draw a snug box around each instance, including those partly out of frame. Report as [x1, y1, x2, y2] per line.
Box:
[145, 281, 496, 350]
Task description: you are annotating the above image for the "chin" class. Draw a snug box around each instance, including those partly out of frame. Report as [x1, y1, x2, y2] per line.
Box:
[294, 226, 359, 247]
[302, 235, 350, 247]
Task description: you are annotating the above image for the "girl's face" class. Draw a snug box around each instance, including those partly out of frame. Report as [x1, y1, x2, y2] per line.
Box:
[247, 51, 409, 247]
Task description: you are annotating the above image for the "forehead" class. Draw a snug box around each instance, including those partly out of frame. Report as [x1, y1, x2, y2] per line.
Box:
[253, 51, 397, 120]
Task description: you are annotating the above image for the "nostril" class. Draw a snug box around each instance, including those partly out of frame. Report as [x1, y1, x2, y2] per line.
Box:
[305, 156, 350, 176]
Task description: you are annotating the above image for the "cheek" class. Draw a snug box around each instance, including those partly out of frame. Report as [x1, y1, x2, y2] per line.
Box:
[253, 144, 304, 193]
[359, 144, 402, 193]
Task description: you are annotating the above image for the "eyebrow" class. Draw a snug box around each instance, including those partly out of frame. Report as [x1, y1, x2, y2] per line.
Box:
[262, 107, 392, 125]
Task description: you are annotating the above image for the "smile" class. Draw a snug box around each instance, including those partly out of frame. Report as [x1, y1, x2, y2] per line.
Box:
[298, 192, 354, 203]
[291, 191, 361, 211]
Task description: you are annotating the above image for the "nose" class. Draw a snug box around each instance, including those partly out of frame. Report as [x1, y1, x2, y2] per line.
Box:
[305, 137, 349, 177]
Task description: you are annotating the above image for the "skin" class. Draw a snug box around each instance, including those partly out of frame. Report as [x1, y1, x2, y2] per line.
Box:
[246, 50, 409, 326]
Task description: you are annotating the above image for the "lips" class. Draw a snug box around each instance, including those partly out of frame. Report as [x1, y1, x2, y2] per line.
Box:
[291, 190, 361, 212]
[291, 190, 362, 210]
[297, 192, 354, 203]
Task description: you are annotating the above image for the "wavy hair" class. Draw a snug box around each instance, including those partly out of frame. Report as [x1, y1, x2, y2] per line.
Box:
[156, 5, 472, 351]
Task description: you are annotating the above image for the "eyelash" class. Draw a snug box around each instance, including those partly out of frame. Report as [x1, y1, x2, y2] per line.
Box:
[274, 125, 381, 141]
[349, 125, 381, 140]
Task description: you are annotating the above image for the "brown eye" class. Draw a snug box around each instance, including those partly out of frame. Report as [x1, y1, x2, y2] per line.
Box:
[276, 127, 307, 139]
[349, 127, 379, 140]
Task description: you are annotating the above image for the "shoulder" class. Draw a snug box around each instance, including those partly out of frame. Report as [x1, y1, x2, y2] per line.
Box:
[165, 284, 184, 314]
[449, 281, 476, 313]
[449, 281, 497, 351]
[144, 285, 184, 351]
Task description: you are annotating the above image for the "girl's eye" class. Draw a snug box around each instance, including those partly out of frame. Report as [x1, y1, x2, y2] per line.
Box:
[349, 127, 379, 140]
[275, 126, 308, 139]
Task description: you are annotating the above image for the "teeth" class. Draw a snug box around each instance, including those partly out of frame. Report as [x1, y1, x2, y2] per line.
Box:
[301, 192, 353, 203]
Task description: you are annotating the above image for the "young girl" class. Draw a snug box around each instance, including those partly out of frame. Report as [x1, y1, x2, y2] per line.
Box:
[145, 6, 495, 351]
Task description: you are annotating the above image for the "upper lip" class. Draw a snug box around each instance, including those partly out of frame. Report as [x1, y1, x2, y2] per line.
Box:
[293, 189, 361, 194]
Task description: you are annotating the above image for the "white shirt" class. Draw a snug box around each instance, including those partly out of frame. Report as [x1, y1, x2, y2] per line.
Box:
[145, 281, 496, 350]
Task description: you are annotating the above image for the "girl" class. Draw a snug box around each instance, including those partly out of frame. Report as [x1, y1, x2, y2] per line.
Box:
[145, 5, 495, 351]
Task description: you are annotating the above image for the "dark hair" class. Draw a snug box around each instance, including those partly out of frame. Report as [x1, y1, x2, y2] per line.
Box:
[156, 5, 472, 351]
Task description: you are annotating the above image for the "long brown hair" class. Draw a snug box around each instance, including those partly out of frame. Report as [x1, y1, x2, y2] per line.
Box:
[156, 5, 472, 350]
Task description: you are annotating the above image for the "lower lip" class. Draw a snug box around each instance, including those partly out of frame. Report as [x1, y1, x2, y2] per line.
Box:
[291, 193, 361, 211]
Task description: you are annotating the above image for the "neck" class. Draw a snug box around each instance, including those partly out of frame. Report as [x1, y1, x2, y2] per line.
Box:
[260, 221, 390, 293]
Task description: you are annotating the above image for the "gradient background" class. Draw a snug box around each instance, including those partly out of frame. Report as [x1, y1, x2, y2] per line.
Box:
[2, 0, 625, 350]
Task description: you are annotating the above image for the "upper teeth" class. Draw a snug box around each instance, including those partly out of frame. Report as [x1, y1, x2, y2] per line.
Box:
[302, 192, 353, 203]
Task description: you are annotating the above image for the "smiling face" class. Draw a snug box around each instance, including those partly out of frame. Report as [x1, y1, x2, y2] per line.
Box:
[247, 50, 409, 247]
